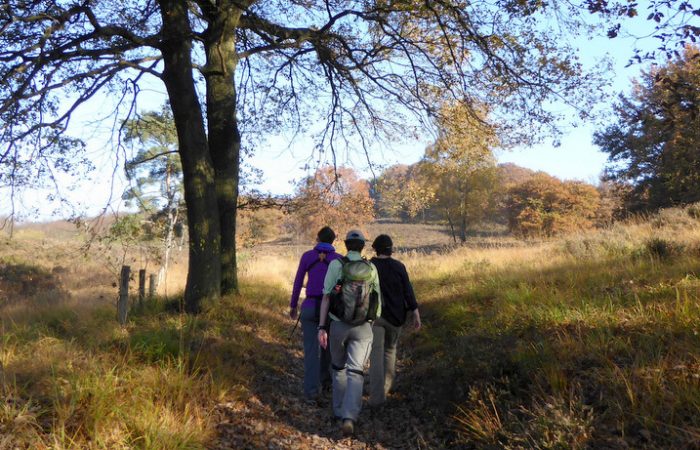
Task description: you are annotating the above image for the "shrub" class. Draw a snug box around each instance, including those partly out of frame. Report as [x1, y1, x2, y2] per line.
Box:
[651, 206, 699, 230]
[644, 237, 681, 260]
[0, 261, 69, 306]
[563, 238, 598, 259]
[687, 202, 700, 220]
[506, 173, 601, 237]
[237, 207, 286, 247]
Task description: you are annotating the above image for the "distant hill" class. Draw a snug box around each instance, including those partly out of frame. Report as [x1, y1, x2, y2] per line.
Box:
[10, 215, 117, 240]
[497, 162, 539, 187]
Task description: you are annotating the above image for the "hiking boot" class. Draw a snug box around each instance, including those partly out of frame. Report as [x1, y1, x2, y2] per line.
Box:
[330, 415, 342, 425]
[303, 395, 319, 406]
[341, 418, 354, 436]
[321, 381, 332, 394]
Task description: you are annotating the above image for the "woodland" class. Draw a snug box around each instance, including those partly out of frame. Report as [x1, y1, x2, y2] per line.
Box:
[1, 1, 700, 448]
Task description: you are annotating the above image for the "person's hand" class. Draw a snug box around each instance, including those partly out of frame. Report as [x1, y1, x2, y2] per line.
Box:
[289, 307, 298, 320]
[318, 329, 328, 349]
[413, 309, 422, 330]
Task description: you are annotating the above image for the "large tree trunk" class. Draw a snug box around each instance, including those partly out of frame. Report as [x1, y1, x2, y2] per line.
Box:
[159, 0, 221, 312]
[205, 5, 242, 295]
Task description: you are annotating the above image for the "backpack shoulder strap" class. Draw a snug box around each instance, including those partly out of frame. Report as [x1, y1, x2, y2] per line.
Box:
[335, 256, 350, 283]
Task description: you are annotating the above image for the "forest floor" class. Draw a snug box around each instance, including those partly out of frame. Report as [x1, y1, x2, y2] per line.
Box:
[209, 314, 445, 449]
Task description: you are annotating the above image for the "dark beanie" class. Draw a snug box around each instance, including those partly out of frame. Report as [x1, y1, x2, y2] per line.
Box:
[317, 226, 336, 244]
[372, 234, 393, 255]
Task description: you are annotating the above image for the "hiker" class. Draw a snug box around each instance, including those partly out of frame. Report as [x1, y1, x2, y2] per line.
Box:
[317, 229, 381, 436]
[369, 234, 421, 407]
[290, 226, 342, 403]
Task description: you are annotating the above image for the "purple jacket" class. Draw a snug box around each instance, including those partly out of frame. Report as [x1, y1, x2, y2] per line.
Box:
[290, 243, 342, 310]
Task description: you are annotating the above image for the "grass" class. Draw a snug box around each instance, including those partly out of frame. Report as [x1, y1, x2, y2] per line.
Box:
[1, 302, 225, 448]
[2, 206, 700, 447]
[403, 208, 700, 448]
[0, 285, 297, 448]
[0, 231, 294, 448]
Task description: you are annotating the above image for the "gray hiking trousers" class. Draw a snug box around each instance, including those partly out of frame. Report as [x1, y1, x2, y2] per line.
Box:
[329, 320, 373, 421]
[369, 317, 402, 406]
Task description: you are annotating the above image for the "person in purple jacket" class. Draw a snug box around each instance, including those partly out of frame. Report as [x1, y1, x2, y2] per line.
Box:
[290, 226, 342, 403]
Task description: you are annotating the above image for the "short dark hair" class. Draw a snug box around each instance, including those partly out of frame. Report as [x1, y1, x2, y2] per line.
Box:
[345, 239, 365, 252]
[372, 234, 393, 256]
[317, 226, 336, 244]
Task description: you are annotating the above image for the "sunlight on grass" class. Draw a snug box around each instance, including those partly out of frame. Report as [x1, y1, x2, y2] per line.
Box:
[0, 278, 283, 448]
[401, 207, 700, 448]
[3, 205, 700, 447]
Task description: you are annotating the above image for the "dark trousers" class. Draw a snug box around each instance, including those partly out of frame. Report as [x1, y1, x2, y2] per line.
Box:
[301, 305, 331, 398]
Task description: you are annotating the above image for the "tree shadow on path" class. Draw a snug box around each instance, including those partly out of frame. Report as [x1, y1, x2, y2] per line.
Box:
[209, 300, 447, 449]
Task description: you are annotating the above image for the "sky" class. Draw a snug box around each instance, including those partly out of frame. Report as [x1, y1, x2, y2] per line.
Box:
[2, 10, 672, 222]
[250, 23, 657, 194]
[247, 32, 638, 194]
[248, 124, 613, 195]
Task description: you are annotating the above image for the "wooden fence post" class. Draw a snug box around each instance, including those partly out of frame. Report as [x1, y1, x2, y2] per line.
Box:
[138, 269, 146, 306]
[118, 265, 130, 325]
[148, 274, 156, 298]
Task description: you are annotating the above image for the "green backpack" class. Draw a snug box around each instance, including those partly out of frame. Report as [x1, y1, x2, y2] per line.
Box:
[329, 257, 379, 325]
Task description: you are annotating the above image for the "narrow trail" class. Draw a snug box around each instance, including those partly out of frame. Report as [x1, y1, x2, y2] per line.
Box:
[210, 318, 449, 450]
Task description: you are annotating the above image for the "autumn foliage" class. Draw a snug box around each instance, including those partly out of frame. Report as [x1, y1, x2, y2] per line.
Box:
[506, 173, 601, 237]
[237, 207, 286, 247]
[373, 164, 435, 221]
[292, 166, 374, 239]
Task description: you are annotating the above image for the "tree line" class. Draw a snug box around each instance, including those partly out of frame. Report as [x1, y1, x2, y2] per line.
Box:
[1, 0, 696, 312]
[117, 43, 699, 271]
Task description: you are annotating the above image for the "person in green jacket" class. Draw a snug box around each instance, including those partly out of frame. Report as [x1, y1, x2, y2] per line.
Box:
[317, 229, 381, 436]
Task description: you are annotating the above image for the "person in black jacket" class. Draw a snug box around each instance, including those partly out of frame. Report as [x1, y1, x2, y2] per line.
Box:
[368, 234, 421, 407]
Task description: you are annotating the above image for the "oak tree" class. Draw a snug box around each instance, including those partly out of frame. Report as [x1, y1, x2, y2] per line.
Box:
[422, 102, 499, 242]
[373, 163, 434, 221]
[506, 173, 601, 237]
[3, 0, 689, 311]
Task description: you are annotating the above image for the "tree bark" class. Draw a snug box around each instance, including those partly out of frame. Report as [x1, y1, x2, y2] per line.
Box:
[459, 181, 468, 243]
[158, 205, 178, 291]
[205, 4, 242, 295]
[159, 0, 221, 312]
[447, 210, 458, 244]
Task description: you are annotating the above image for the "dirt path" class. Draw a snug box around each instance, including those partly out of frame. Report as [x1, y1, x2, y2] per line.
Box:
[210, 324, 448, 450]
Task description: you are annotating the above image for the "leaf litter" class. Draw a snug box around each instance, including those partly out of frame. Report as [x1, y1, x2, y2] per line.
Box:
[209, 331, 444, 449]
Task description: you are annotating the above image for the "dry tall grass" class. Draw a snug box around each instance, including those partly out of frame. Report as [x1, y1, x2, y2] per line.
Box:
[403, 206, 700, 448]
[2, 207, 700, 447]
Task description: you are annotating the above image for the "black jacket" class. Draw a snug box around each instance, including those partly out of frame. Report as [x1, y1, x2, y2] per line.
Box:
[370, 257, 418, 327]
